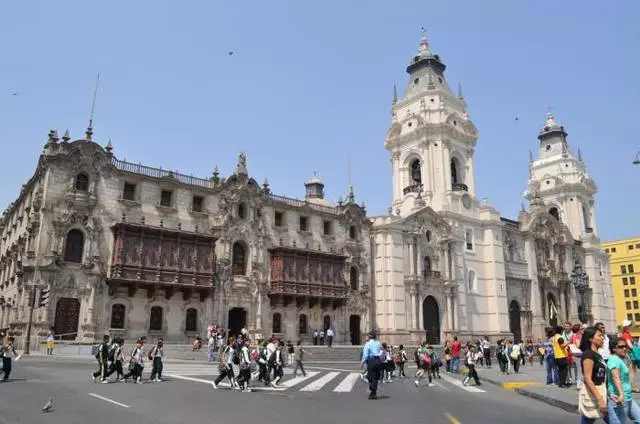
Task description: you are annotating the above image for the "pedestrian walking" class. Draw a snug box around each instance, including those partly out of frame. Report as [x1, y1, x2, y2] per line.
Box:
[123, 339, 145, 384]
[148, 338, 164, 383]
[92, 335, 110, 383]
[0, 336, 20, 381]
[326, 328, 334, 348]
[463, 345, 481, 386]
[46, 329, 55, 355]
[361, 330, 383, 399]
[292, 340, 311, 377]
[212, 337, 238, 390]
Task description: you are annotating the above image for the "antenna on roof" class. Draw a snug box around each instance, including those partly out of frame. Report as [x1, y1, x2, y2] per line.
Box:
[86, 73, 100, 141]
[347, 151, 353, 191]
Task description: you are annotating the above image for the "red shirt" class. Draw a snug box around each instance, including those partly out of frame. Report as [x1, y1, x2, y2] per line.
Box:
[622, 329, 633, 348]
[451, 340, 462, 357]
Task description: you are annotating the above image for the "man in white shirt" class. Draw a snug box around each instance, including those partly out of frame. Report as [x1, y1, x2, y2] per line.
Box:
[595, 322, 610, 360]
[326, 328, 335, 348]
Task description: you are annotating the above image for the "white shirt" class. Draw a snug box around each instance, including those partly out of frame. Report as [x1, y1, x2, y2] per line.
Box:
[327, 329, 334, 337]
[598, 334, 610, 360]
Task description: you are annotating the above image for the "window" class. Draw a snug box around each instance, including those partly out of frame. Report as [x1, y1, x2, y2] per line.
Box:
[410, 159, 422, 184]
[299, 216, 308, 232]
[605, 248, 609, 253]
[634, 301, 639, 309]
[350, 267, 358, 291]
[149, 306, 163, 331]
[636, 244, 640, 249]
[323, 315, 331, 331]
[323, 220, 332, 236]
[628, 313, 633, 321]
[622, 265, 628, 274]
[612, 248, 617, 253]
[630, 245, 635, 251]
[465, 229, 474, 251]
[123, 182, 136, 201]
[631, 277, 636, 285]
[423, 256, 432, 274]
[625, 289, 630, 297]
[349, 225, 357, 240]
[110, 304, 125, 329]
[636, 313, 640, 322]
[272, 313, 282, 334]
[450, 158, 459, 185]
[185, 308, 198, 332]
[238, 203, 246, 219]
[629, 264, 635, 273]
[549, 207, 560, 221]
[75, 173, 89, 191]
[192, 195, 204, 212]
[624, 277, 629, 286]
[160, 190, 173, 207]
[232, 242, 246, 275]
[626, 301, 632, 310]
[633, 289, 638, 297]
[64, 229, 84, 263]
[298, 314, 308, 334]
[468, 270, 476, 292]
[274, 211, 283, 227]
[426, 230, 432, 242]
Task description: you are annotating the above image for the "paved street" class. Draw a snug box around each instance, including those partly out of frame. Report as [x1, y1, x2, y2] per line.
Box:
[0, 356, 579, 424]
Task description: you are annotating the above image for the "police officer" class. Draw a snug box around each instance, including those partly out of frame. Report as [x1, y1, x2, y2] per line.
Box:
[361, 330, 383, 399]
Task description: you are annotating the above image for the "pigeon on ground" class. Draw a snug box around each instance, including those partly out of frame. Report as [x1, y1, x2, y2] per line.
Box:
[42, 397, 54, 413]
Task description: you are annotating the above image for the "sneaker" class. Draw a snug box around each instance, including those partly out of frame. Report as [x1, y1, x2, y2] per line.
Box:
[428, 383, 434, 387]
[243, 388, 252, 393]
[136, 377, 142, 384]
[155, 378, 161, 383]
[101, 380, 109, 384]
[119, 378, 126, 383]
[271, 381, 278, 388]
[212, 381, 218, 390]
[414, 380, 419, 387]
[91, 374, 96, 383]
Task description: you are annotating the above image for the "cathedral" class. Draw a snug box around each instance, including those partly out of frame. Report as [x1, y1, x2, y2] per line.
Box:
[0, 31, 615, 348]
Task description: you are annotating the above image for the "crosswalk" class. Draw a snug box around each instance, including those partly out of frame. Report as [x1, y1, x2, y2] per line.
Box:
[161, 363, 486, 394]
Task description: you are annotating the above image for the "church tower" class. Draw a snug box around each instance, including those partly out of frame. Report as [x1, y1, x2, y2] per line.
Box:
[385, 29, 480, 216]
[526, 113, 598, 240]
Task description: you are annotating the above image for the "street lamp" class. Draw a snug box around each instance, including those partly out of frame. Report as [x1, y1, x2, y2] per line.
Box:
[572, 263, 590, 324]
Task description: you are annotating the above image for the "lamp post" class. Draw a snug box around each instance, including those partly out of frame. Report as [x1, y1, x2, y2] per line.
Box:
[572, 263, 590, 324]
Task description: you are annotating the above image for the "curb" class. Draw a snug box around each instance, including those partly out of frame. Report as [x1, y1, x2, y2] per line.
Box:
[515, 387, 578, 414]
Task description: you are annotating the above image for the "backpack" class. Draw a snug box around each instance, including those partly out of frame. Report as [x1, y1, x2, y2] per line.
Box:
[268, 349, 277, 366]
[251, 348, 259, 362]
[148, 346, 156, 361]
[422, 352, 431, 366]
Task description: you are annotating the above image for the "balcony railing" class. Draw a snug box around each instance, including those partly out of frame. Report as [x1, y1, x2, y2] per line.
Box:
[452, 183, 468, 192]
[423, 270, 442, 278]
[403, 184, 422, 195]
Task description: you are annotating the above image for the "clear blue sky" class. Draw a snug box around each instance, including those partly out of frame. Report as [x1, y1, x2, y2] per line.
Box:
[1, 1, 638, 241]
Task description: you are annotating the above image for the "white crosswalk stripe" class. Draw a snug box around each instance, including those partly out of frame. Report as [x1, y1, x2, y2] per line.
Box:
[162, 363, 485, 394]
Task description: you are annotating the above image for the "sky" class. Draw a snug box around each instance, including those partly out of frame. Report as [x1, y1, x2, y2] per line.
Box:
[1, 1, 638, 241]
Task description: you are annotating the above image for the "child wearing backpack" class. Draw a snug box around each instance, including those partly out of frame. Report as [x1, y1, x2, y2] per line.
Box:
[123, 339, 145, 384]
[149, 338, 164, 383]
[213, 337, 238, 390]
[414, 342, 433, 388]
[104, 337, 125, 382]
[397, 344, 408, 378]
[92, 335, 111, 383]
[270, 341, 284, 387]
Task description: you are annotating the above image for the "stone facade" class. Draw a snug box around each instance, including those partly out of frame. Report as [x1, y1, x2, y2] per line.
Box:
[0, 31, 616, 348]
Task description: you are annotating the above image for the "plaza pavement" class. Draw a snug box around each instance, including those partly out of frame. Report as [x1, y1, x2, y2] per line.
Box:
[0, 356, 579, 424]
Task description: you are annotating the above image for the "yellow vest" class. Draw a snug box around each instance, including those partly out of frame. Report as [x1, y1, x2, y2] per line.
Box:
[552, 334, 567, 359]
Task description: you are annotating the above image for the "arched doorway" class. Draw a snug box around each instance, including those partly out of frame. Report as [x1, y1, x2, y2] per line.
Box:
[422, 296, 440, 345]
[53, 298, 80, 340]
[509, 300, 522, 342]
[547, 293, 559, 328]
[228, 307, 247, 337]
[349, 315, 361, 345]
[323, 315, 331, 331]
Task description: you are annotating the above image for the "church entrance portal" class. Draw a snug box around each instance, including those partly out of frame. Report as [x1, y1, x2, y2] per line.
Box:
[349, 315, 361, 345]
[227, 307, 247, 337]
[422, 296, 440, 345]
[509, 300, 522, 342]
[547, 293, 559, 328]
[53, 298, 80, 340]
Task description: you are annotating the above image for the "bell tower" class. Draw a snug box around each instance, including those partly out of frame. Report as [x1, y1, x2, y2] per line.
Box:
[526, 113, 598, 240]
[385, 29, 479, 216]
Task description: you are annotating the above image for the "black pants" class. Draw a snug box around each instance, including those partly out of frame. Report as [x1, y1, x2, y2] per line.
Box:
[1, 357, 12, 380]
[293, 360, 306, 377]
[237, 366, 251, 389]
[273, 364, 284, 382]
[214, 364, 235, 385]
[105, 361, 124, 379]
[93, 360, 107, 381]
[556, 357, 569, 386]
[483, 349, 491, 366]
[465, 364, 480, 385]
[123, 363, 143, 380]
[328, 336, 333, 347]
[258, 362, 269, 383]
[511, 357, 520, 373]
[366, 358, 382, 395]
[150, 357, 163, 380]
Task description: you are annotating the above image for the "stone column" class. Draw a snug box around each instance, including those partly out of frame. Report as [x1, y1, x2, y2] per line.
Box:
[451, 289, 458, 332]
[446, 292, 453, 332]
[417, 294, 423, 331]
[417, 243, 424, 276]
[256, 291, 263, 331]
[408, 243, 414, 276]
[410, 292, 417, 329]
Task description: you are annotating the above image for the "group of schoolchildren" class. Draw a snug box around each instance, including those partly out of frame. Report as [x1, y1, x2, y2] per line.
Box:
[212, 336, 310, 393]
[91, 334, 164, 384]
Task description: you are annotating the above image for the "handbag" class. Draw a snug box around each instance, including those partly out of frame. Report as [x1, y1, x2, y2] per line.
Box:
[578, 383, 606, 419]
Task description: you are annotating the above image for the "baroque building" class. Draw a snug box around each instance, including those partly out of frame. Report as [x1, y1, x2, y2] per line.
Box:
[0, 31, 615, 347]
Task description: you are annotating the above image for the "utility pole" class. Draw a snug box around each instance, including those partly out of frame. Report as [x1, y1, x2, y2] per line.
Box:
[24, 286, 37, 355]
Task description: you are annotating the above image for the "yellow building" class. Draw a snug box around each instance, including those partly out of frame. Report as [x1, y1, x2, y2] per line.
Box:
[603, 237, 640, 336]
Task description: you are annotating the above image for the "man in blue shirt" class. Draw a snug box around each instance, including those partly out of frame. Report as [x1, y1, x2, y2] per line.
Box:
[361, 330, 382, 399]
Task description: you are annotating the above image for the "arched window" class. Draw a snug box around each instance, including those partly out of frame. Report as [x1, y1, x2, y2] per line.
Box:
[185, 308, 198, 332]
[350, 267, 358, 290]
[149, 306, 163, 331]
[299, 314, 308, 334]
[272, 312, 282, 334]
[238, 203, 247, 219]
[426, 230, 432, 242]
[64, 229, 84, 263]
[232, 242, 246, 275]
[450, 158, 459, 185]
[468, 269, 476, 293]
[349, 226, 357, 240]
[582, 204, 591, 230]
[549, 207, 560, 221]
[424, 256, 432, 274]
[410, 159, 422, 184]
[110, 304, 125, 329]
[75, 173, 89, 191]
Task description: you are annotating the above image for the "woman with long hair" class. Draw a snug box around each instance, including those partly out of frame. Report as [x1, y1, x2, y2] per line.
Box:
[578, 326, 608, 423]
[607, 336, 640, 423]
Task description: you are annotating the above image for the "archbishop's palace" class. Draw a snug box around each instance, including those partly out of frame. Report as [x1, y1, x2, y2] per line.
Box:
[0, 33, 616, 347]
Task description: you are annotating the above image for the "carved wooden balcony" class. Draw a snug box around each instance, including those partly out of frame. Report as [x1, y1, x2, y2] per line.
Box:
[403, 184, 422, 195]
[452, 183, 468, 192]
